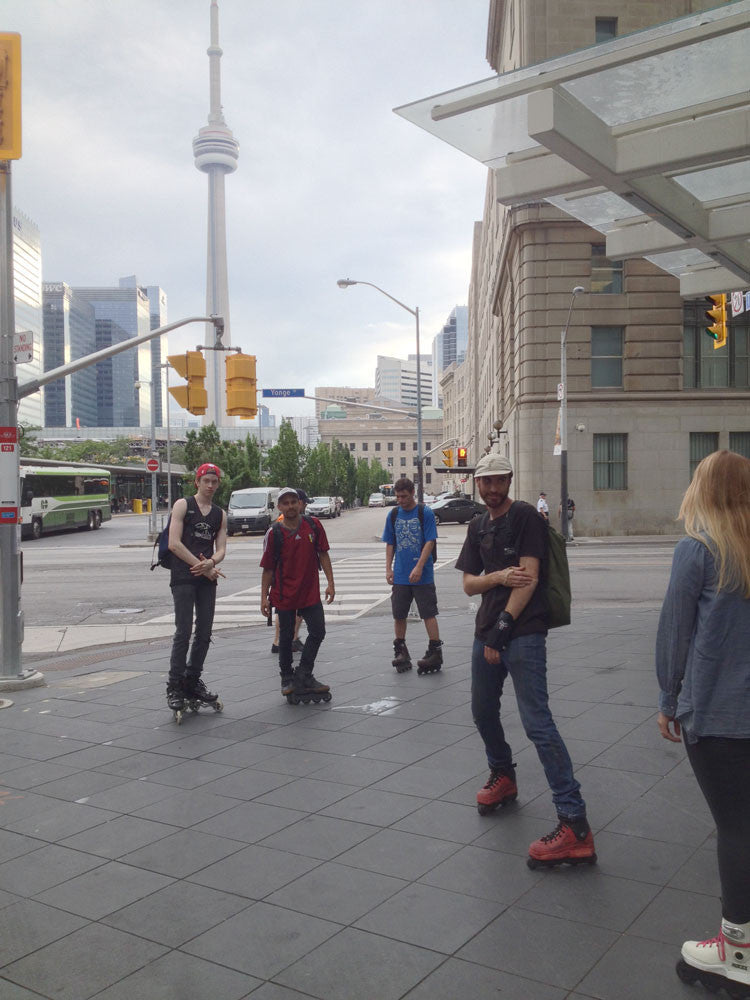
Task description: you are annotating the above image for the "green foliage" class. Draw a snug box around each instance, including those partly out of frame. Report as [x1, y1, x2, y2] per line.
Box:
[19, 426, 146, 466]
[265, 420, 304, 487]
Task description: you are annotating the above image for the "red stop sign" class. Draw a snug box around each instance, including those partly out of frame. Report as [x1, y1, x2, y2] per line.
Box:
[146, 458, 159, 472]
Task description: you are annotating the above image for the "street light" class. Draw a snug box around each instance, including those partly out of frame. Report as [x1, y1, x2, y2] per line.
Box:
[337, 278, 424, 502]
[560, 286, 585, 542]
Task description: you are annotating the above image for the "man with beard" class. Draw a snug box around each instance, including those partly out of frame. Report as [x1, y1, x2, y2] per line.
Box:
[456, 453, 595, 869]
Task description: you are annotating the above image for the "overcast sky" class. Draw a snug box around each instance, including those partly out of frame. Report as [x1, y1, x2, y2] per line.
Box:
[9, 0, 492, 422]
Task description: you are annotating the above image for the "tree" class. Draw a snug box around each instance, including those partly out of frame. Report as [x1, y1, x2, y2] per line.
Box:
[265, 420, 304, 487]
[304, 442, 333, 497]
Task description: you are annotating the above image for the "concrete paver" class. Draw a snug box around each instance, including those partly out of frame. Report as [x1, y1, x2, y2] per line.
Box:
[0, 560, 711, 999]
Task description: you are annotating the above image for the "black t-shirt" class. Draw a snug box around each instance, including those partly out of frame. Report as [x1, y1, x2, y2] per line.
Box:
[455, 500, 548, 641]
[170, 495, 223, 587]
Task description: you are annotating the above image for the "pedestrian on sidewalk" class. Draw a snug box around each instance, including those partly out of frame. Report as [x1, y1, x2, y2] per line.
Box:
[557, 497, 576, 539]
[165, 462, 226, 713]
[382, 477, 443, 675]
[656, 449, 750, 996]
[270, 488, 310, 655]
[456, 453, 595, 868]
[536, 491, 549, 521]
[260, 487, 335, 700]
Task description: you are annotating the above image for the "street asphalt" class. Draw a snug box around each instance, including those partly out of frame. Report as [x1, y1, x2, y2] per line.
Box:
[0, 554, 711, 1000]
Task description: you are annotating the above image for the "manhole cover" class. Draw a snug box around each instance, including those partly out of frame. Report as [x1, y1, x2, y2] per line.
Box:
[102, 608, 145, 615]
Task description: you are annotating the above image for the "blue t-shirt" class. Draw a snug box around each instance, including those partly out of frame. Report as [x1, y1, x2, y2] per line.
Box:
[381, 504, 437, 585]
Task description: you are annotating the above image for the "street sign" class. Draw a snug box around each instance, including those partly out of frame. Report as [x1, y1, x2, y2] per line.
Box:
[0, 426, 19, 522]
[146, 458, 159, 472]
[261, 388, 304, 398]
[12, 331, 33, 364]
[557, 382, 564, 401]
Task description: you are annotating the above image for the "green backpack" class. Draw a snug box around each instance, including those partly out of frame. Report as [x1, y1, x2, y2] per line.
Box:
[478, 505, 571, 629]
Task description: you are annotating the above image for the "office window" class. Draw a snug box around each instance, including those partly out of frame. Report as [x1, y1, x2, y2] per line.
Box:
[425, 441, 431, 450]
[591, 327, 623, 388]
[730, 432, 750, 459]
[591, 243, 623, 294]
[349, 442, 355, 451]
[426, 473, 432, 484]
[412, 441, 418, 450]
[387, 442, 393, 451]
[361, 442, 368, 452]
[595, 17, 617, 42]
[425, 457, 431, 467]
[593, 434, 627, 490]
[375, 441, 380, 452]
[387, 457, 394, 468]
[690, 432, 719, 478]
[400, 442, 406, 451]
[400, 457, 406, 467]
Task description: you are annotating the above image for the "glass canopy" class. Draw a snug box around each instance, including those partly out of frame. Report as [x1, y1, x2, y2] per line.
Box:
[395, 1, 750, 296]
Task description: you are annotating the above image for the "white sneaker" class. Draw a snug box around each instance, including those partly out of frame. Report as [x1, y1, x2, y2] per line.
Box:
[678, 920, 750, 995]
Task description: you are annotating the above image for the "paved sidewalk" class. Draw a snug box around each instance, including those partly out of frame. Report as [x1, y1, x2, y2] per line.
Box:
[1, 592, 711, 998]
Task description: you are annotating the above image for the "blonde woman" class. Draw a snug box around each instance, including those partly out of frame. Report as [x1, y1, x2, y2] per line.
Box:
[656, 450, 750, 995]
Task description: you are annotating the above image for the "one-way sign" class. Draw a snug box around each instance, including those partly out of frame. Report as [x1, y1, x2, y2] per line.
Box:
[261, 389, 305, 398]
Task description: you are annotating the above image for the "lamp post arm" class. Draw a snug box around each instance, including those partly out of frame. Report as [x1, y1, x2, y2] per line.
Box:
[18, 315, 223, 399]
[344, 280, 416, 318]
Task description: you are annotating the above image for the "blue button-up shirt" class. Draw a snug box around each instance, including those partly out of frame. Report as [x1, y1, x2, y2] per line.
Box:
[656, 536, 750, 741]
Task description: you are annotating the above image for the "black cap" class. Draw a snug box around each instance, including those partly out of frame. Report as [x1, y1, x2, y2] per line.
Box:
[296, 489, 311, 503]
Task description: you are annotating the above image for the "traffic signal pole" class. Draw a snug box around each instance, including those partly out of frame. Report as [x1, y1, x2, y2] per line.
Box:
[1, 302, 223, 682]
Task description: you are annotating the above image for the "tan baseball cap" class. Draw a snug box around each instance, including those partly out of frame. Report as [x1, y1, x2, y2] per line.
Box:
[474, 453, 513, 478]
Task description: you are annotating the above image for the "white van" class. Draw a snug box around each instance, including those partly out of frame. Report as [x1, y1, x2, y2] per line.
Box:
[227, 486, 281, 535]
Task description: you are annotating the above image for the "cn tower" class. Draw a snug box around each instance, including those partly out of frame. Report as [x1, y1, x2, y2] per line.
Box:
[193, 0, 239, 427]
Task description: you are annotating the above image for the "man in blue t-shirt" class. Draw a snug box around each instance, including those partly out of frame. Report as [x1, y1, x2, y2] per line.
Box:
[381, 477, 443, 674]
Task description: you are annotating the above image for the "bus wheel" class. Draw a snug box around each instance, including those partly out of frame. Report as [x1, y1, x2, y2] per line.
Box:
[87, 512, 95, 530]
[93, 510, 102, 529]
[31, 518, 43, 540]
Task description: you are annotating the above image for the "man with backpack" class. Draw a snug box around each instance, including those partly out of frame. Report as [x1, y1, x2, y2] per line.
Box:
[260, 487, 335, 701]
[382, 477, 443, 674]
[165, 463, 227, 713]
[455, 453, 595, 869]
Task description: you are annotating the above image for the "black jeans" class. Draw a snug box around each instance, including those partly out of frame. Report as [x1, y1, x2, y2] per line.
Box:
[685, 735, 750, 923]
[169, 580, 217, 685]
[278, 602, 326, 677]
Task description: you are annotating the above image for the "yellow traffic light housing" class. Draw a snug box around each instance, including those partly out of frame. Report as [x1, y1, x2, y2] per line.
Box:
[457, 447, 467, 467]
[0, 33, 22, 159]
[705, 294, 728, 350]
[167, 351, 207, 415]
[442, 448, 454, 467]
[226, 352, 257, 418]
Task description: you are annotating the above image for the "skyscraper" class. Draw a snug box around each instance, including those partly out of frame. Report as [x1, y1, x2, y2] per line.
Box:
[193, 0, 239, 427]
[13, 209, 44, 428]
[375, 355, 433, 410]
[42, 282, 97, 427]
[431, 305, 467, 407]
[119, 276, 168, 428]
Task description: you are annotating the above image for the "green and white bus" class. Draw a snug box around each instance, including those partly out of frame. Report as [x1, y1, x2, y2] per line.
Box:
[20, 466, 112, 540]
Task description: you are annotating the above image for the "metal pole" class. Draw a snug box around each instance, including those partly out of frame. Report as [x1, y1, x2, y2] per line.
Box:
[415, 307, 424, 504]
[559, 286, 583, 542]
[149, 378, 157, 540]
[0, 162, 25, 680]
[164, 363, 172, 512]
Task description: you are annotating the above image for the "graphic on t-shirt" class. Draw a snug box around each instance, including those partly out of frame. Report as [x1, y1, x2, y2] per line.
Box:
[193, 520, 215, 542]
[396, 518, 423, 560]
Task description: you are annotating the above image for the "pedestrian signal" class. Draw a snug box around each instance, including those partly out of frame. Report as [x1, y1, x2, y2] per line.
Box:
[226, 353, 257, 418]
[457, 447, 467, 467]
[705, 294, 727, 350]
[167, 351, 207, 415]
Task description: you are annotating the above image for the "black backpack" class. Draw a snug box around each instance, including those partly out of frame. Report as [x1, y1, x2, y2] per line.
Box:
[149, 496, 197, 571]
[476, 505, 571, 629]
[389, 503, 438, 563]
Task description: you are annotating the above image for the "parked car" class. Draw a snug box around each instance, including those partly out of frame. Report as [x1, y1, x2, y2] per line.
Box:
[430, 496, 486, 524]
[227, 486, 280, 535]
[307, 496, 337, 519]
[368, 492, 386, 507]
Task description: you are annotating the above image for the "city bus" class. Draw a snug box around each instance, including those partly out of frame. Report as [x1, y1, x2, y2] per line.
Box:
[379, 484, 397, 505]
[20, 466, 112, 540]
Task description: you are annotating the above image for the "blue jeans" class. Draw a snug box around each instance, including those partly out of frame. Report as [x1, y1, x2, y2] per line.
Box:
[278, 602, 326, 677]
[471, 634, 586, 820]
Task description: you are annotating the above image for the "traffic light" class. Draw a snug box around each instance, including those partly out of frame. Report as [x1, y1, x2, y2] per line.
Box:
[457, 447, 467, 467]
[226, 352, 257, 418]
[167, 351, 207, 415]
[442, 448, 454, 467]
[0, 34, 22, 160]
[705, 294, 728, 350]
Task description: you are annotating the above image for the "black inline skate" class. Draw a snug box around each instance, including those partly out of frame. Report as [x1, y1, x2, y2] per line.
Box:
[417, 639, 443, 675]
[285, 669, 332, 705]
[280, 671, 294, 697]
[392, 639, 412, 673]
[178, 676, 223, 722]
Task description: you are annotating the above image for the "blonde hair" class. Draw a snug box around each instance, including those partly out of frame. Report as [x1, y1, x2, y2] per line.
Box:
[679, 449, 750, 597]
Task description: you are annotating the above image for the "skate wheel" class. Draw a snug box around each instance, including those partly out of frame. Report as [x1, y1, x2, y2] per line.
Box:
[477, 802, 497, 816]
[174, 710, 183, 725]
[321, 691, 332, 703]
[526, 856, 541, 870]
[312, 694, 321, 704]
[213, 701, 223, 712]
[675, 961, 697, 986]
[190, 704, 199, 714]
[301, 694, 311, 704]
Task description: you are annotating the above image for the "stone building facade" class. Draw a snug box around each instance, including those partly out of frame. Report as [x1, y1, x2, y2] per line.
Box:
[444, 0, 747, 535]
